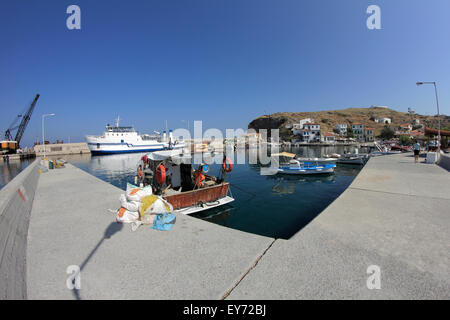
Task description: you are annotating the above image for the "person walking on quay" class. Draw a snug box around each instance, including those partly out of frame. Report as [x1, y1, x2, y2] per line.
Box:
[413, 140, 421, 163]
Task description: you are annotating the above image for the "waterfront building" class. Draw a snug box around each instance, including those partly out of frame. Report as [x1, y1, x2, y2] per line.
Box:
[241, 132, 261, 142]
[396, 129, 425, 141]
[334, 123, 348, 136]
[352, 123, 364, 141]
[292, 118, 313, 135]
[298, 129, 309, 142]
[322, 132, 335, 143]
[364, 128, 374, 142]
[302, 123, 321, 142]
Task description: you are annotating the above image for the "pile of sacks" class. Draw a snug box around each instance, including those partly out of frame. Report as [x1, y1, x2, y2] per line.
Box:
[116, 183, 176, 231]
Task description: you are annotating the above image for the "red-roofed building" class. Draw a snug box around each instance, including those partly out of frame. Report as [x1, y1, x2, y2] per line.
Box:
[399, 123, 413, 131]
[322, 132, 335, 142]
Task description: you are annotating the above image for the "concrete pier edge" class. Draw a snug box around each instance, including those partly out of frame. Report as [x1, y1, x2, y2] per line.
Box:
[438, 153, 450, 171]
[0, 159, 40, 299]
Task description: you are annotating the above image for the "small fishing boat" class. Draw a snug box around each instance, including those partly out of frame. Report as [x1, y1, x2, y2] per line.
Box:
[335, 154, 369, 165]
[295, 157, 338, 164]
[277, 159, 336, 175]
[136, 149, 234, 215]
[273, 152, 337, 164]
[272, 153, 335, 175]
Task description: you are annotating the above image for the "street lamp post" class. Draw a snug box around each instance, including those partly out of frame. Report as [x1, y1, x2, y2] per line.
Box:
[416, 81, 441, 155]
[42, 113, 55, 158]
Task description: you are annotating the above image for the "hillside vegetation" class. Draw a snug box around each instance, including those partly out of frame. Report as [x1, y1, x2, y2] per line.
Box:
[248, 106, 450, 138]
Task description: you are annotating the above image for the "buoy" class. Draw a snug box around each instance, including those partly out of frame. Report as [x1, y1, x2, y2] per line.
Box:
[156, 164, 166, 184]
[222, 157, 233, 173]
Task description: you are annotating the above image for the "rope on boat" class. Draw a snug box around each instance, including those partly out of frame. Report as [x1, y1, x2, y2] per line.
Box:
[229, 183, 257, 201]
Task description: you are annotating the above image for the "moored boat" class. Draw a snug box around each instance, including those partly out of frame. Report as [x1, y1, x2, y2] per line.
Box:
[86, 117, 185, 154]
[272, 153, 336, 175]
[335, 154, 369, 165]
[277, 159, 336, 175]
[136, 149, 234, 215]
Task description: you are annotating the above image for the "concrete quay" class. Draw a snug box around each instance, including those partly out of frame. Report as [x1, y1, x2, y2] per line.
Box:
[1, 152, 449, 299]
[0, 159, 39, 299]
[26, 164, 273, 299]
[228, 153, 450, 299]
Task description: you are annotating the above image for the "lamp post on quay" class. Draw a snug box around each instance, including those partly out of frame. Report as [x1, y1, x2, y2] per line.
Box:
[416, 81, 441, 155]
[42, 113, 55, 158]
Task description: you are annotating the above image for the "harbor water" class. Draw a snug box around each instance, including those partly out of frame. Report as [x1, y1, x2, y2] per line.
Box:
[0, 158, 35, 190]
[64, 145, 363, 239]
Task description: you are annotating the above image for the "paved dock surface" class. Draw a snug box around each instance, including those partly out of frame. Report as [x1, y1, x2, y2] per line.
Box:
[27, 164, 273, 299]
[27, 153, 450, 299]
[228, 153, 450, 299]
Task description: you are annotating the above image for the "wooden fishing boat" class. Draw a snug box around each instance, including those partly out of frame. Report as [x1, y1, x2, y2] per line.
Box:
[137, 149, 234, 215]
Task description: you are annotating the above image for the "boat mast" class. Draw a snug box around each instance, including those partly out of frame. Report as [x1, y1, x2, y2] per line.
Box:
[116, 116, 120, 128]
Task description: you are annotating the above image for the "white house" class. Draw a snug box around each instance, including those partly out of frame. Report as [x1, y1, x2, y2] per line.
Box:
[375, 117, 391, 124]
[334, 123, 347, 136]
[302, 123, 321, 142]
[292, 118, 313, 135]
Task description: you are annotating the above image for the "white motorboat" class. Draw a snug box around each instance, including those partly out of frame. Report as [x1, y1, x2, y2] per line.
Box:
[295, 157, 338, 164]
[278, 159, 336, 175]
[335, 154, 369, 165]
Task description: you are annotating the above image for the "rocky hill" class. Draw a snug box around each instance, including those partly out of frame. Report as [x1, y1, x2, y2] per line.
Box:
[248, 106, 450, 139]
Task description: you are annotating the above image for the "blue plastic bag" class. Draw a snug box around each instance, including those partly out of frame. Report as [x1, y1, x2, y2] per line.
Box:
[152, 212, 176, 231]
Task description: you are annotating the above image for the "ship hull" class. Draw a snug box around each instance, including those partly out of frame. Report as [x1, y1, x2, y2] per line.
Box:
[86, 139, 185, 155]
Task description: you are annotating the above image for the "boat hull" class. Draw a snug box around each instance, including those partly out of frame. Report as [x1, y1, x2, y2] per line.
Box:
[173, 196, 234, 215]
[277, 163, 335, 175]
[336, 158, 365, 165]
[87, 141, 185, 155]
[164, 183, 232, 214]
[277, 167, 335, 175]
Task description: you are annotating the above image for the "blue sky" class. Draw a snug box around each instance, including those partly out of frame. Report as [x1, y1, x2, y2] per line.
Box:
[1, 0, 449, 147]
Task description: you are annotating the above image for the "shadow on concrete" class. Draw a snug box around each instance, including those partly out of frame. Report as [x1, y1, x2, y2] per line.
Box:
[72, 222, 123, 300]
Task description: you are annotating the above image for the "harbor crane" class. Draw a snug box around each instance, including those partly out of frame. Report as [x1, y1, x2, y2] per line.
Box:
[3, 94, 40, 149]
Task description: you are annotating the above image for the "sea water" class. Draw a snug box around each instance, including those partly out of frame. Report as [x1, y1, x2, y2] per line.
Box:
[65, 146, 362, 239]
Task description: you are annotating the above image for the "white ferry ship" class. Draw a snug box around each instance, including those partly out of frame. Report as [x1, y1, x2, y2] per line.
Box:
[86, 118, 184, 155]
